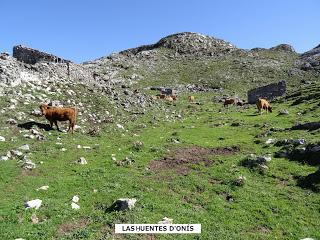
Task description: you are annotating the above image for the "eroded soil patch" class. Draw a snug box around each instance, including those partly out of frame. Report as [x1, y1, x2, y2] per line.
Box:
[149, 145, 239, 175]
[56, 217, 90, 236]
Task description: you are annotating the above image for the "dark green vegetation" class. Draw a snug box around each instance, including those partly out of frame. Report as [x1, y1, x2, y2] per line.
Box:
[0, 81, 319, 240]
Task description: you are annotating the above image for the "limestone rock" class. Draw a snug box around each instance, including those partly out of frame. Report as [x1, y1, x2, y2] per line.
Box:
[112, 198, 137, 211]
[158, 217, 173, 224]
[19, 144, 30, 151]
[77, 157, 87, 165]
[36, 186, 49, 191]
[71, 202, 80, 210]
[25, 199, 42, 209]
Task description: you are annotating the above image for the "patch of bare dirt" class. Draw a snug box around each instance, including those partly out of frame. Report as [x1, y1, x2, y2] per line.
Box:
[56, 217, 90, 236]
[21, 169, 39, 176]
[149, 146, 239, 175]
[208, 178, 223, 185]
[246, 226, 272, 234]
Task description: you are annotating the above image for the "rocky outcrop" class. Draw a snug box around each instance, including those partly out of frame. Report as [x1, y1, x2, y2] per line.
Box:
[270, 44, 295, 53]
[298, 44, 320, 72]
[13, 45, 71, 64]
[301, 44, 320, 59]
[247, 81, 286, 104]
[120, 32, 237, 56]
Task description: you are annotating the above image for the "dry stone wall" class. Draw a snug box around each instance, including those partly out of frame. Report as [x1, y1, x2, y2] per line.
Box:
[13, 45, 71, 64]
[247, 81, 286, 104]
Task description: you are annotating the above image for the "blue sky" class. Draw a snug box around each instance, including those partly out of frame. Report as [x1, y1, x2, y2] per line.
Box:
[1, 0, 319, 63]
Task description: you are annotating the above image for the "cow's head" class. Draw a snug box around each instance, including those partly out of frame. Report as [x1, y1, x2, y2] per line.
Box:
[39, 104, 48, 115]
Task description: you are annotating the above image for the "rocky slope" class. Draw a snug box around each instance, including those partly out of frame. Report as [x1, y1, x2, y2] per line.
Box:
[1, 32, 319, 98]
[84, 32, 319, 96]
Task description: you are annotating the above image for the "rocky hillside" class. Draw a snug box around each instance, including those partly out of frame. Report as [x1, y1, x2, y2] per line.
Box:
[84, 32, 319, 97]
[1, 32, 320, 239]
[1, 32, 319, 99]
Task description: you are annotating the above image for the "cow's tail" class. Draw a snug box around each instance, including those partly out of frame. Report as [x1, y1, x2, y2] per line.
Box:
[71, 108, 77, 133]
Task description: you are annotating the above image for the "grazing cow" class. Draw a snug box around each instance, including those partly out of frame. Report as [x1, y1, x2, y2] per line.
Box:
[152, 95, 160, 100]
[40, 104, 77, 133]
[257, 98, 272, 114]
[171, 95, 177, 101]
[236, 100, 246, 106]
[223, 98, 237, 107]
[165, 96, 174, 102]
[188, 95, 195, 102]
[156, 94, 166, 99]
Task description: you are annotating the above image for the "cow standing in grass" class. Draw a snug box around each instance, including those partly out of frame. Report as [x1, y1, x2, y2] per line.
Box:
[257, 98, 272, 114]
[188, 95, 195, 102]
[223, 98, 237, 107]
[40, 104, 77, 133]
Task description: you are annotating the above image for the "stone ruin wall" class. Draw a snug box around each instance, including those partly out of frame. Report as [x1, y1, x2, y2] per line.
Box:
[2, 45, 96, 87]
[247, 80, 286, 104]
[13, 45, 71, 65]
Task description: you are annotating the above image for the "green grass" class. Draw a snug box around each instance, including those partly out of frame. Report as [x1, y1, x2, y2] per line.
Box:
[0, 83, 320, 240]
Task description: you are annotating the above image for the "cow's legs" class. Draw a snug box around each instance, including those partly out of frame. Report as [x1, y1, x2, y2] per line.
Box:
[68, 120, 75, 133]
[54, 121, 60, 131]
[67, 121, 71, 133]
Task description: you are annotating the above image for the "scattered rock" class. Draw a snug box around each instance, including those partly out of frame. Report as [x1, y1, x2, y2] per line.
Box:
[110, 198, 137, 211]
[0, 136, 5, 142]
[275, 138, 305, 146]
[0, 155, 9, 161]
[278, 109, 289, 115]
[116, 123, 125, 130]
[72, 195, 80, 203]
[133, 141, 144, 151]
[234, 175, 246, 186]
[71, 202, 80, 210]
[265, 138, 275, 144]
[36, 185, 49, 191]
[116, 156, 134, 166]
[31, 109, 42, 116]
[25, 199, 42, 209]
[6, 118, 17, 125]
[19, 144, 30, 151]
[21, 157, 36, 170]
[242, 154, 271, 173]
[158, 217, 173, 224]
[30, 214, 39, 224]
[77, 157, 87, 165]
[10, 150, 23, 158]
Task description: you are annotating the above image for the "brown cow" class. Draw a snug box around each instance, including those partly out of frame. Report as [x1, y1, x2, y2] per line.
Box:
[188, 95, 195, 102]
[236, 100, 246, 106]
[152, 95, 160, 100]
[165, 96, 174, 102]
[40, 104, 77, 133]
[156, 94, 166, 99]
[223, 98, 236, 107]
[257, 98, 272, 114]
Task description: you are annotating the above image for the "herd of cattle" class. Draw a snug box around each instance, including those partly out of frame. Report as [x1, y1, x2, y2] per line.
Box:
[38, 91, 272, 134]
